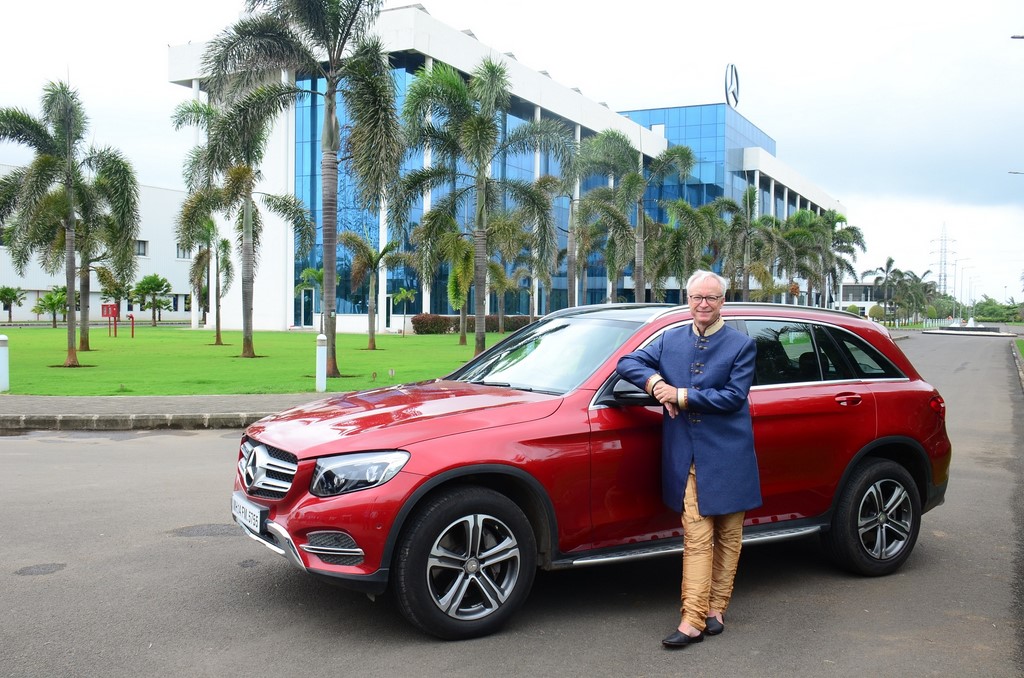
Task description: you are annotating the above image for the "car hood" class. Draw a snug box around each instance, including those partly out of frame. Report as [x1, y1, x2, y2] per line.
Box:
[245, 380, 563, 460]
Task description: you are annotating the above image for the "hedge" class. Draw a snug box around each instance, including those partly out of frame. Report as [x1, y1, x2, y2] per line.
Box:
[411, 313, 534, 334]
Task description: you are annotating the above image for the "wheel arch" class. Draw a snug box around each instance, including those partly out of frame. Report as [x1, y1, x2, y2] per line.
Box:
[830, 436, 931, 518]
[383, 465, 558, 573]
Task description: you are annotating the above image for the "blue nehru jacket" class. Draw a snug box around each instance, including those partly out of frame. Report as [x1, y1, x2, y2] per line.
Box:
[617, 321, 762, 516]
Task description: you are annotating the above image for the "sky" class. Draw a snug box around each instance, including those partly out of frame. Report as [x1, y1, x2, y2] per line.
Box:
[2, 0, 1022, 303]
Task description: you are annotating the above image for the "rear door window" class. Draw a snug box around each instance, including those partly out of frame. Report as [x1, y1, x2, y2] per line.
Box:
[822, 326, 905, 379]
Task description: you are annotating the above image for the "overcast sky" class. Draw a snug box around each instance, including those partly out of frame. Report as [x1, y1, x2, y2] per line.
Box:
[2, 0, 1022, 302]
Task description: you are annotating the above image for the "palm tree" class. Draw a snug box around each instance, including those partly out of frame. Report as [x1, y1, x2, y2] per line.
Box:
[717, 186, 789, 301]
[0, 81, 139, 366]
[861, 257, 902, 321]
[204, 2, 402, 376]
[173, 95, 314, 358]
[96, 266, 133, 318]
[0, 286, 26, 323]
[409, 214, 474, 345]
[575, 130, 695, 303]
[396, 57, 575, 355]
[133, 274, 172, 327]
[822, 210, 865, 308]
[339, 230, 403, 350]
[894, 269, 934, 322]
[32, 287, 66, 327]
[181, 217, 234, 344]
[651, 199, 725, 298]
[392, 286, 416, 337]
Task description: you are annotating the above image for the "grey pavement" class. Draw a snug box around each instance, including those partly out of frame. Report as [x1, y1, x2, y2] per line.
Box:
[0, 392, 325, 432]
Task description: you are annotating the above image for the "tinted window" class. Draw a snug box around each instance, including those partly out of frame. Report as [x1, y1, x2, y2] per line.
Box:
[823, 326, 905, 379]
[746, 320, 817, 386]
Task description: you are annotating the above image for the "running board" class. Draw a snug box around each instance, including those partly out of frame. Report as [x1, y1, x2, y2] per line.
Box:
[560, 525, 822, 569]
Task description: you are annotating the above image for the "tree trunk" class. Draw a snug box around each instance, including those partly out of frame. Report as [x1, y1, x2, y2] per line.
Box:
[367, 267, 377, 350]
[567, 207, 577, 308]
[214, 252, 223, 345]
[241, 195, 255, 357]
[151, 295, 158, 326]
[458, 306, 467, 346]
[79, 265, 91, 350]
[634, 203, 645, 303]
[473, 185, 488, 356]
[63, 210, 79, 367]
[322, 89, 341, 377]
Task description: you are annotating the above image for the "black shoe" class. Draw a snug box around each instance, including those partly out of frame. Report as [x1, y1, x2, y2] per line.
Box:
[704, 616, 724, 636]
[662, 629, 705, 648]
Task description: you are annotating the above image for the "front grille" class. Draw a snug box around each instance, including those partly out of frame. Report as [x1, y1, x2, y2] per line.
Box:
[239, 439, 298, 500]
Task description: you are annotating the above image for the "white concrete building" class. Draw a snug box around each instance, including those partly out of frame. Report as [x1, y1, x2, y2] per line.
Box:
[0, 163, 192, 323]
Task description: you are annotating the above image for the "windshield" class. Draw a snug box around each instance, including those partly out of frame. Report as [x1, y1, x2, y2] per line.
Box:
[452, 317, 639, 395]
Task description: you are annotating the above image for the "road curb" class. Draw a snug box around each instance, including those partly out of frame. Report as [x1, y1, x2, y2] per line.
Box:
[1013, 340, 1024, 395]
[0, 412, 273, 433]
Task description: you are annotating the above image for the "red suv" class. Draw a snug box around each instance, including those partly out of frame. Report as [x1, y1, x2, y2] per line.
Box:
[231, 304, 950, 639]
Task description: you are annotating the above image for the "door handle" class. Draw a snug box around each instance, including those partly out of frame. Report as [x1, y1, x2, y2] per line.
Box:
[835, 393, 862, 407]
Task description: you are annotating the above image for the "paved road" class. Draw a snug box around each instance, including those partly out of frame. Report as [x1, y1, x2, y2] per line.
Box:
[0, 332, 1021, 677]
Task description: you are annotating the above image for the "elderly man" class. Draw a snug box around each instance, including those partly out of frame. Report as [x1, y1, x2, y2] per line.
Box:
[617, 270, 762, 649]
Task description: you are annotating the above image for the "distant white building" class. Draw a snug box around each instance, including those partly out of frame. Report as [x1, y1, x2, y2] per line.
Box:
[0, 163, 192, 323]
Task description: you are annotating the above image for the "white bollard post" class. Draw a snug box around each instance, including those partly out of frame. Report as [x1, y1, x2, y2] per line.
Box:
[0, 335, 8, 393]
[316, 333, 327, 393]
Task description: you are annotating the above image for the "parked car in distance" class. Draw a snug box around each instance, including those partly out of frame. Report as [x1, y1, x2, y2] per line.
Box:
[231, 303, 951, 640]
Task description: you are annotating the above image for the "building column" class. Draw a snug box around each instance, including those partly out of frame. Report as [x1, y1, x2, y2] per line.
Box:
[532, 104, 541, 316]
[606, 173, 615, 303]
[419, 57, 433, 316]
[769, 178, 776, 218]
[572, 123, 581, 307]
[378, 194, 389, 333]
[189, 78, 203, 330]
[782, 186, 790, 219]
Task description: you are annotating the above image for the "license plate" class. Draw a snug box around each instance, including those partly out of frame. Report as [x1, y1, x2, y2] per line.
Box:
[232, 492, 267, 534]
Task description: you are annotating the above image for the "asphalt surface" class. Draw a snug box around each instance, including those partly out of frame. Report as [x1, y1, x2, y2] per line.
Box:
[1, 327, 1021, 432]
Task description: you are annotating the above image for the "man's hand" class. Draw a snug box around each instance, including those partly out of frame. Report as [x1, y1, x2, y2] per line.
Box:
[652, 380, 679, 418]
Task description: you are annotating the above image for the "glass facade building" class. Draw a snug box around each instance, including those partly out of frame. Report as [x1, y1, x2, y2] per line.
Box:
[170, 4, 845, 333]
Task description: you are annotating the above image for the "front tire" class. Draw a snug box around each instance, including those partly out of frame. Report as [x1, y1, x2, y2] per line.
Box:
[393, 486, 537, 640]
[824, 460, 921, 576]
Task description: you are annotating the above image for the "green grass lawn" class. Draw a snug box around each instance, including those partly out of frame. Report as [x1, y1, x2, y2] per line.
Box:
[0, 326, 499, 396]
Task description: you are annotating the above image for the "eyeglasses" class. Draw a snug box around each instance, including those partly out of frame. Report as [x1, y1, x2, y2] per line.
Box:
[688, 295, 723, 304]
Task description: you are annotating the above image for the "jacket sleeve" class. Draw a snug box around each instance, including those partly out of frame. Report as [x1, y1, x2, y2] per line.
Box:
[687, 335, 755, 414]
[616, 334, 664, 391]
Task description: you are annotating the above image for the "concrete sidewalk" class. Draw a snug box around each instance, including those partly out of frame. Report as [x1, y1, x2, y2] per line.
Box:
[0, 393, 325, 432]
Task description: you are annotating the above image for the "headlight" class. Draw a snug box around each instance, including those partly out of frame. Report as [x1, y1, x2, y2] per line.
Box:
[309, 451, 410, 498]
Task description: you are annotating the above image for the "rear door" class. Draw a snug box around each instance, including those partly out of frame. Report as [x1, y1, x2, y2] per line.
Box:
[742, 319, 877, 523]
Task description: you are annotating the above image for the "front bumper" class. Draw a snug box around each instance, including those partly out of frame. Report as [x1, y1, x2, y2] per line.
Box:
[231, 491, 391, 594]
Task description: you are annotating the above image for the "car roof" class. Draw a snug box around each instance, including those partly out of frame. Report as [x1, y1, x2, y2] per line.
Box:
[551, 302, 865, 326]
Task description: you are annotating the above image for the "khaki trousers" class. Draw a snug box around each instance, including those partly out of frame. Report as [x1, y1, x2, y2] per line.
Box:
[680, 464, 745, 631]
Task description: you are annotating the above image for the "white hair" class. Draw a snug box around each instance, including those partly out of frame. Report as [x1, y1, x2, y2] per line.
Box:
[685, 270, 727, 296]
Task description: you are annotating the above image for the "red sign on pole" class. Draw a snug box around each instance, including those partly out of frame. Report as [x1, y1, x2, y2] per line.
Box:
[101, 304, 118, 319]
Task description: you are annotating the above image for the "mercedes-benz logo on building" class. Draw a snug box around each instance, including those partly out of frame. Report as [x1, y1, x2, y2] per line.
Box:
[725, 63, 740, 108]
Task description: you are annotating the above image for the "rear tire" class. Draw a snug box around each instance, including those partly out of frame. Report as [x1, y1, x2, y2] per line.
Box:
[823, 460, 921, 576]
[393, 486, 537, 639]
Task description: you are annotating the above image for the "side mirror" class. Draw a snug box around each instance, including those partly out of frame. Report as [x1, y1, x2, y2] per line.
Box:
[597, 378, 658, 407]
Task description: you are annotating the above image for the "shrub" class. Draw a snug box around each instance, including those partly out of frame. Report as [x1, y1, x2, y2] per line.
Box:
[845, 304, 860, 315]
[411, 313, 453, 334]
[867, 305, 885, 321]
[411, 313, 534, 334]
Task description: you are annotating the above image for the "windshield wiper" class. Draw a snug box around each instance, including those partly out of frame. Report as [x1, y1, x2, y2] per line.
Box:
[469, 380, 533, 392]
